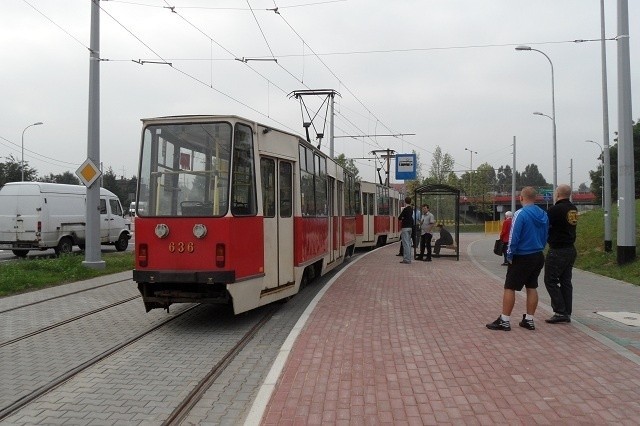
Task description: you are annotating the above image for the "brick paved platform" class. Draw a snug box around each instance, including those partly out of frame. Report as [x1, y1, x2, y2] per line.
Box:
[249, 234, 640, 425]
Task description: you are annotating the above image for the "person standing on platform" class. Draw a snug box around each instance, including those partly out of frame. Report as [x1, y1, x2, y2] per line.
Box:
[417, 204, 435, 261]
[486, 186, 548, 331]
[433, 223, 453, 256]
[398, 197, 414, 264]
[544, 184, 578, 324]
[499, 211, 513, 266]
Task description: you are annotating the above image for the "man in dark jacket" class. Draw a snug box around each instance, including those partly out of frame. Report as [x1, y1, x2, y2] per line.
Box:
[544, 184, 578, 324]
[398, 197, 414, 264]
[433, 223, 453, 256]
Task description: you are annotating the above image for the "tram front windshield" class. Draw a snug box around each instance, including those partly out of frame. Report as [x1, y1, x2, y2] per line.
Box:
[138, 122, 232, 217]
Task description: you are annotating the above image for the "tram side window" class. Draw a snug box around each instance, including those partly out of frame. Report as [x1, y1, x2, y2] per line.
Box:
[260, 158, 276, 218]
[299, 145, 315, 216]
[354, 182, 361, 215]
[367, 193, 375, 215]
[279, 162, 292, 218]
[314, 154, 327, 216]
[377, 187, 389, 215]
[344, 172, 355, 216]
[231, 124, 257, 216]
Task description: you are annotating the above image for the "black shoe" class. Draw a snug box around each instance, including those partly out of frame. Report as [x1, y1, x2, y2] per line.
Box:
[416, 256, 423, 260]
[396, 253, 402, 256]
[424, 258, 432, 262]
[519, 314, 535, 330]
[545, 314, 571, 324]
[486, 316, 511, 331]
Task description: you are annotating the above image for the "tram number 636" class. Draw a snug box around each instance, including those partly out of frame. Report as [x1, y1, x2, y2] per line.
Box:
[169, 242, 194, 253]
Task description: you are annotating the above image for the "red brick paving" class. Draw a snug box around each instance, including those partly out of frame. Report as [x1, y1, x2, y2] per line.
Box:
[261, 238, 640, 425]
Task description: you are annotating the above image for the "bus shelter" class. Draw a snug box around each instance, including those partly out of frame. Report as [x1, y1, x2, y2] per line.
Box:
[413, 184, 460, 260]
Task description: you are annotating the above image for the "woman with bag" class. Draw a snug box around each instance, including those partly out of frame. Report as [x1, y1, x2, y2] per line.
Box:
[499, 211, 513, 265]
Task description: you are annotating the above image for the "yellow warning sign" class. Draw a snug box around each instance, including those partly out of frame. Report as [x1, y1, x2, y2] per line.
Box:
[75, 158, 102, 188]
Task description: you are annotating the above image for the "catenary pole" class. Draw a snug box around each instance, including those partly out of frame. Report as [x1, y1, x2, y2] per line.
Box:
[511, 136, 516, 213]
[615, 0, 635, 264]
[600, 0, 613, 252]
[83, 0, 105, 269]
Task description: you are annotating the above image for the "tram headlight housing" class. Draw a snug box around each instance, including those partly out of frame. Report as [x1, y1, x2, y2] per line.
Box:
[193, 224, 207, 239]
[154, 223, 169, 239]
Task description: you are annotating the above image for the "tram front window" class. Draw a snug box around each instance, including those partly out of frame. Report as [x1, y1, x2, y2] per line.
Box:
[138, 122, 232, 217]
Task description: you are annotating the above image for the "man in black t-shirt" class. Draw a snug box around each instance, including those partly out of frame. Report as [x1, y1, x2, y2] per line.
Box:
[544, 184, 578, 324]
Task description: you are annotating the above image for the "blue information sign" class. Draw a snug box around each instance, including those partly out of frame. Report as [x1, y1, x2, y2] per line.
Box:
[395, 154, 417, 180]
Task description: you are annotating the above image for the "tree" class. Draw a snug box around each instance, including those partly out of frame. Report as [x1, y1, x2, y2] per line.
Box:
[588, 119, 640, 204]
[334, 153, 360, 179]
[0, 155, 38, 186]
[101, 167, 127, 205]
[496, 165, 515, 193]
[427, 146, 455, 185]
[519, 164, 548, 188]
[39, 171, 80, 185]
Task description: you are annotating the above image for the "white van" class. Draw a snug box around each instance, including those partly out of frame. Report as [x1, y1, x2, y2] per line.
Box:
[0, 182, 131, 257]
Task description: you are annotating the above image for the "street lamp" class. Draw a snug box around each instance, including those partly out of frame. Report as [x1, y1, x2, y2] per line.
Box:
[516, 45, 557, 191]
[585, 140, 604, 209]
[464, 147, 477, 191]
[21, 122, 43, 181]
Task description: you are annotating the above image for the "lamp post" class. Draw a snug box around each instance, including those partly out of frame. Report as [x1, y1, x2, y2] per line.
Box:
[464, 147, 477, 191]
[516, 45, 557, 191]
[21, 122, 43, 181]
[585, 140, 604, 209]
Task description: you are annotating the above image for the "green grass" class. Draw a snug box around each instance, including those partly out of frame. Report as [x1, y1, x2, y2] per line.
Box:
[573, 201, 640, 286]
[0, 252, 134, 297]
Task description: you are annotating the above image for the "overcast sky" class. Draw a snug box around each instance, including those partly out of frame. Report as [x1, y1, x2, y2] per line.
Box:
[1, 0, 638, 190]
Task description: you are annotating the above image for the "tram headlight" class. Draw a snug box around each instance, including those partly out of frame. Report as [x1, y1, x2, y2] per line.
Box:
[154, 223, 169, 239]
[193, 224, 207, 239]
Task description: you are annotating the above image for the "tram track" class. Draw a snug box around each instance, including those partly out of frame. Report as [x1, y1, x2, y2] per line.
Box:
[0, 304, 200, 422]
[0, 277, 131, 315]
[0, 294, 140, 348]
[163, 304, 279, 425]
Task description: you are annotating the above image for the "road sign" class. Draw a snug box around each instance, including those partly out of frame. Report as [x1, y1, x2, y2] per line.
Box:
[76, 158, 102, 188]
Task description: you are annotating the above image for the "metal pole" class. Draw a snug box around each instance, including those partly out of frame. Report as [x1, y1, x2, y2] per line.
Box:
[569, 159, 573, 202]
[515, 46, 557, 191]
[616, 0, 635, 264]
[511, 136, 516, 213]
[83, 0, 105, 269]
[20, 122, 43, 181]
[329, 93, 335, 159]
[600, 0, 613, 252]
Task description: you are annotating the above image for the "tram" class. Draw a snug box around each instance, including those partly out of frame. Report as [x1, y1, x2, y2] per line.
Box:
[132, 115, 362, 314]
[354, 181, 402, 249]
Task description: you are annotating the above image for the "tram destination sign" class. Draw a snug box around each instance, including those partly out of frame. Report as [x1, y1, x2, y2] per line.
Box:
[395, 153, 417, 180]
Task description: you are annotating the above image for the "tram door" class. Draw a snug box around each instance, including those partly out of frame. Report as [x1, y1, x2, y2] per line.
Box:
[335, 181, 343, 260]
[260, 158, 294, 289]
[327, 177, 335, 264]
[363, 192, 375, 243]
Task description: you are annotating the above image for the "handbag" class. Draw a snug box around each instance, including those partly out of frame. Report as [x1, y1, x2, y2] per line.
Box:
[493, 239, 503, 256]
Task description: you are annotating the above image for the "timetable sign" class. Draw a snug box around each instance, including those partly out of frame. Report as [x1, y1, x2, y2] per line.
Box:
[395, 154, 417, 180]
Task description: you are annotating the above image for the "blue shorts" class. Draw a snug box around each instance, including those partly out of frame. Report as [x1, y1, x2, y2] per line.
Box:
[505, 252, 545, 291]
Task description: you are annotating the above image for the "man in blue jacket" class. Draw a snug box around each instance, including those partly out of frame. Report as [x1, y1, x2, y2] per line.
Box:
[486, 186, 549, 331]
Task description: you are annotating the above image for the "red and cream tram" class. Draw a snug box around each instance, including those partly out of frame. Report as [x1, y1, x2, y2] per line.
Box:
[132, 115, 358, 314]
[354, 181, 402, 249]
